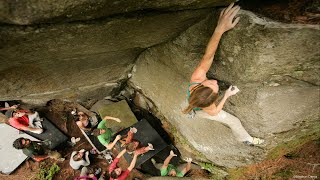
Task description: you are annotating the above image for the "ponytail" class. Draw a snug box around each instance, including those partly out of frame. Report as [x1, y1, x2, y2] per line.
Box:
[183, 105, 195, 114]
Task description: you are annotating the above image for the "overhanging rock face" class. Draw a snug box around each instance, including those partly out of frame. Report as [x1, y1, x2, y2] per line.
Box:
[0, 0, 232, 25]
[0, 10, 209, 103]
[130, 10, 320, 167]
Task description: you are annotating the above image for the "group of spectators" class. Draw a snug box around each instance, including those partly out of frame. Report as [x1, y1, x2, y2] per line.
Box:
[71, 108, 192, 179]
[0, 103, 63, 162]
[1, 103, 192, 180]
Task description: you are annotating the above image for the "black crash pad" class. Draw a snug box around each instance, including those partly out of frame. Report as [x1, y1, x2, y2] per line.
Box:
[85, 130, 107, 152]
[22, 117, 68, 149]
[139, 144, 181, 176]
[115, 119, 168, 167]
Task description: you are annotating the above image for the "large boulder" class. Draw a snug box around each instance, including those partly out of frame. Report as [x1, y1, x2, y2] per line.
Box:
[0, 9, 209, 104]
[130, 10, 320, 167]
[0, 0, 232, 25]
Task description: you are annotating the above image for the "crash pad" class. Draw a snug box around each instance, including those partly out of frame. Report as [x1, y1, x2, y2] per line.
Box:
[115, 119, 168, 167]
[22, 117, 68, 149]
[77, 100, 138, 153]
[79, 128, 106, 152]
[97, 100, 138, 129]
[0, 124, 39, 174]
[140, 145, 181, 176]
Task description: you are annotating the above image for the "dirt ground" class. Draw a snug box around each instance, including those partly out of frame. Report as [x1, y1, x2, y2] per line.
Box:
[239, 0, 320, 24]
[229, 139, 320, 180]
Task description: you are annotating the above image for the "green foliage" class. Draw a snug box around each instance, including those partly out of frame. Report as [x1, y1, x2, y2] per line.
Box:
[197, 162, 227, 179]
[198, 162, 217, 173]
[36, 162, 60, 180]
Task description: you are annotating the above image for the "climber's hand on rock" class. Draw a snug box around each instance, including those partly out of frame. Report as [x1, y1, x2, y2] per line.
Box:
[225, 85, 240, 97]
[215, 3, 241, 34]
[185, 157, 192, 163]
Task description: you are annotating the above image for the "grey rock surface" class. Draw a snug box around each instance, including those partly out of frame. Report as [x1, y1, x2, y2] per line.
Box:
[130, 10, 320, 167]
[0, 10, 209, 103]
[0, 0, 232, 25]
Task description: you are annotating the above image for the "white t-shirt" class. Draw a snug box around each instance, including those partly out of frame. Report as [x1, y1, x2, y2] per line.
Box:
[69, 151, 90, 170]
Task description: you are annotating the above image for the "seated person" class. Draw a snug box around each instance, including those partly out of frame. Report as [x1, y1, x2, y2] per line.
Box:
[8, 109, 43, 134]
[109, 149, 140, 180]
[160, 150, 192, 177]
[12, 137, 63, 162]
[70, 149, 90, 170]
[92, 115, 122, 150]
[72, 104, 99, 133]
[121, 127, 154, 155]
[76, 111, 98, 133]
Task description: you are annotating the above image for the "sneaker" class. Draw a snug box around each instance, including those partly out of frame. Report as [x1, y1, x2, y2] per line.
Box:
[71, 109, 77, 115]
[90, 148, 97, 154]
[94, 168, 102, 176]
[243, 137, 265, 146]
[148, 143, 154, 150]
[151, 158, 156, 165]
[71, 137, 76, 144]
[32, 128, 44, 134]
[104, 153, 112, 160]
[71, 137, 81, 144]
[106, 157, 113, 164]
[252, 137, 265, 145]
[75, 137, 81, 143]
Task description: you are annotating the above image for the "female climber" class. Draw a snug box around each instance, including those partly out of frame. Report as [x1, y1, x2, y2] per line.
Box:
[183, 3, 264, 145]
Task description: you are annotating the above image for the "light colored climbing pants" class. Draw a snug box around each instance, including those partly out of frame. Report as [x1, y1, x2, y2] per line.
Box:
[196, 110, 253, 142]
